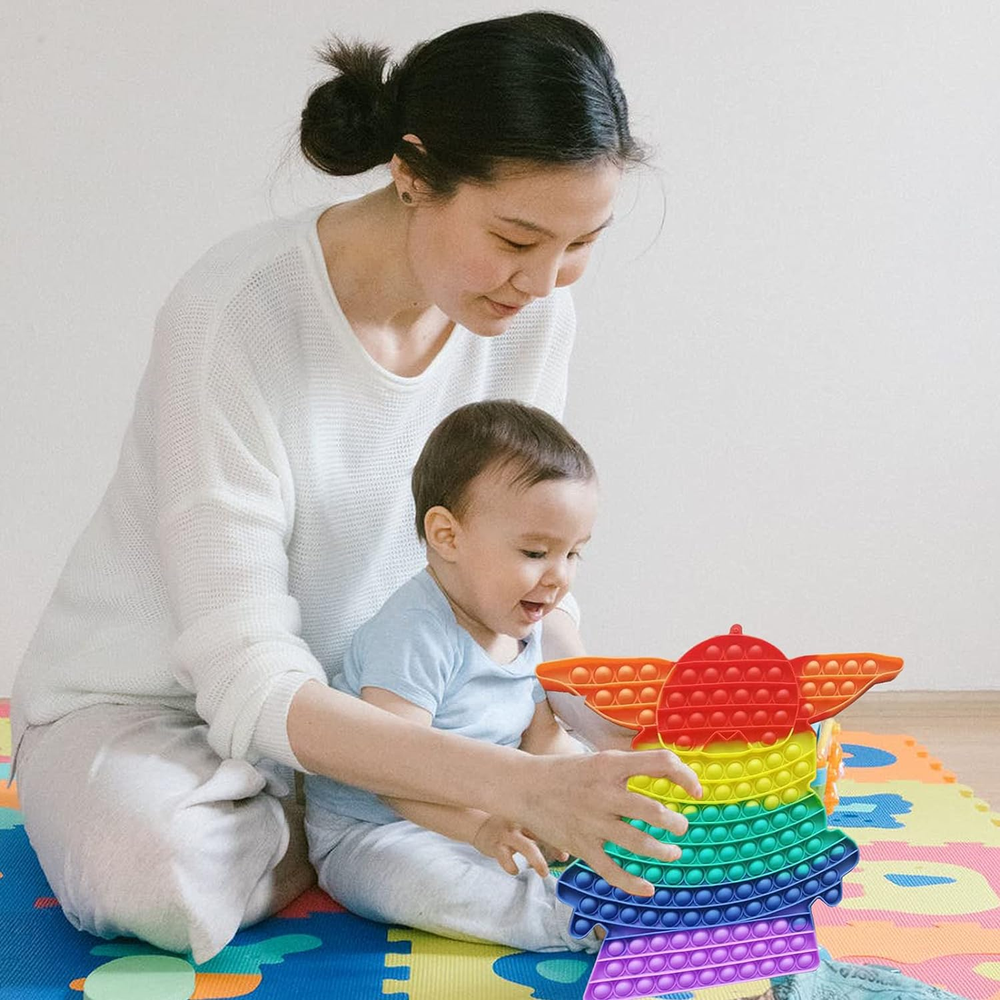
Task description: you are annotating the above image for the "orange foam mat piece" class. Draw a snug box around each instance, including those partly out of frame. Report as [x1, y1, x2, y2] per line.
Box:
[837, 730, 957, 784]
[820, 920, 1000, 963]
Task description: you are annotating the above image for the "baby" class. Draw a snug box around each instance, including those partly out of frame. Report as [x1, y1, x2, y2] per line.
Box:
[304, 399, 610, 952]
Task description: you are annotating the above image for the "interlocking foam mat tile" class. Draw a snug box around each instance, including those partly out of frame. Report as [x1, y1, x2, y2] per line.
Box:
[2, 700, 998, 999]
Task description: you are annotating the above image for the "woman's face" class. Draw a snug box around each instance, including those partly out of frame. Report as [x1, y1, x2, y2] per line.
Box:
[402, 159, 621, 335]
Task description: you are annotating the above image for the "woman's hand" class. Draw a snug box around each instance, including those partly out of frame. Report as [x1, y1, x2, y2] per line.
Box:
[472, 815, 565, 878]
[511, 748, 702, 897]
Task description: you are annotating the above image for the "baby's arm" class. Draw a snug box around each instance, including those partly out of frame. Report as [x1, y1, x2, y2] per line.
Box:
[541, 608, 640, 751]
[519, 698, 588, 757]
[361, 686, 554, 877]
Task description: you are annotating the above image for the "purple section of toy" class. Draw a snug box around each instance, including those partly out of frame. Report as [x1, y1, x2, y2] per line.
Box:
[584, 916, 819, 999]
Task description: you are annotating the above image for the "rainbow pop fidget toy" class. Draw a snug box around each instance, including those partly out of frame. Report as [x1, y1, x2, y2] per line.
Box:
[536, 625, 903, 998]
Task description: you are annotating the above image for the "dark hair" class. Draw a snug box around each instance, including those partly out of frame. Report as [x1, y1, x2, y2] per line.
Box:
[411, 399, 596, 540]
[300, 12, 645, 194]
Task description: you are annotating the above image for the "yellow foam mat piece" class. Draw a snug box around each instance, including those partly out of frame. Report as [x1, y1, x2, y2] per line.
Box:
[384, 928, 522, 999]
[384, 928, 773, 1000]
[842, 858, 1000, 916]
[834, 778, 1000, 847]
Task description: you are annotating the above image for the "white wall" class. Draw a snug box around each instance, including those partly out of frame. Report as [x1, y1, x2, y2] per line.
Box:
[2, 1, 998, 695]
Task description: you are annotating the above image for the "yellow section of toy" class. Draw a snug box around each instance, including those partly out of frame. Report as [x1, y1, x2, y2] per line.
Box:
[628, 729, 817, 809]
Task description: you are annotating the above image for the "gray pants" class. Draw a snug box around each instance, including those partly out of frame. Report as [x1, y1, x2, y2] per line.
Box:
[14, 703, 295, 964]
[305, 806, 601, 953]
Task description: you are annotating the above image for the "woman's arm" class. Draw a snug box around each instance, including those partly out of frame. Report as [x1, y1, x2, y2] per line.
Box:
[288, 678, 696, 897]
[358, 685, 496, 844]
[360, 686, 556, 877]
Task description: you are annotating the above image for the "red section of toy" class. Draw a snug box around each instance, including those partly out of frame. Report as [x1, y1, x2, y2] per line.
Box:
[657, 626, 803, 748]
[536, 624, 903, 751]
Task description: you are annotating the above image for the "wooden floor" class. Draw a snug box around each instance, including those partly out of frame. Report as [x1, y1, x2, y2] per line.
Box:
[837, 690, 1000, 808]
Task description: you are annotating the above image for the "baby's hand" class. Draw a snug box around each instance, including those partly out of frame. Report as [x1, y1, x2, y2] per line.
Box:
[522, 829, 571, 866]
[473, 815, 561, 878]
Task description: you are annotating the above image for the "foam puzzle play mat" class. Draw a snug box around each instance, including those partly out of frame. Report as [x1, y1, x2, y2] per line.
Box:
[2, 687, 999, 999]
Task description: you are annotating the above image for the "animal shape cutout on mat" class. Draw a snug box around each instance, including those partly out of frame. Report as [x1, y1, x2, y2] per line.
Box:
[536, 625, 902, 1000]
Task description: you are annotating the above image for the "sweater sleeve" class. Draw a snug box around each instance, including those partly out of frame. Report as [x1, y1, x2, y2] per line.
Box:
[151, 273, 326, 770]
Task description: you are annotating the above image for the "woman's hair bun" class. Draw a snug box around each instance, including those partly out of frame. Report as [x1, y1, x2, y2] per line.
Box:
[300, 38, 399, 176]
[300, 15, 643, 192]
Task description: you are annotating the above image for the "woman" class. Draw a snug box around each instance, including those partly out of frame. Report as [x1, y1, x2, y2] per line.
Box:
[11, 12, 699, 964]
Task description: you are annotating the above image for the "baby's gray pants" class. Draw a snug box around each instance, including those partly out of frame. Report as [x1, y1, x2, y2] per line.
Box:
[305, 806, 602, 954]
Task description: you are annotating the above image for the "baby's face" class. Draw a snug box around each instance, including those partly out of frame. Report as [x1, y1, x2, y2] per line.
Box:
[450, 467, 599, 641]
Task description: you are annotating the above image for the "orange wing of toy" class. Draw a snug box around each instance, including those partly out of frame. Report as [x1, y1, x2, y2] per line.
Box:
[791, 653, 903, 722]
[535, 657, 674, 745]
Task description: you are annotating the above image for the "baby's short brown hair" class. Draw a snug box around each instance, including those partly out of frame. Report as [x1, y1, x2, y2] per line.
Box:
[412, 400, 596, 541]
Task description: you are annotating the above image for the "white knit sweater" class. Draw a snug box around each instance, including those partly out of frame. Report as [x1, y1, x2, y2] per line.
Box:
[12, 205, 578, 772]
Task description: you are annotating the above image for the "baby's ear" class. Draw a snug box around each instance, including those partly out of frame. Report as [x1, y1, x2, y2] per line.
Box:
[424, 506, 459, 561]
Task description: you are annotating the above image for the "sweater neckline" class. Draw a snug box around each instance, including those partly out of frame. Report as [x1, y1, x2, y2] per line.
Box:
[302, 203, 465, 391]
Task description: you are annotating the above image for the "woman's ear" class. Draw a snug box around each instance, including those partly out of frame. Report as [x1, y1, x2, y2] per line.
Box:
[390, 134, 428, 203]
[424, 505, 459, 562]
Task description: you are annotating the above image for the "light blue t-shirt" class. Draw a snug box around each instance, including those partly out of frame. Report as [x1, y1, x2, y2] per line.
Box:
[306, 567, 547, 824]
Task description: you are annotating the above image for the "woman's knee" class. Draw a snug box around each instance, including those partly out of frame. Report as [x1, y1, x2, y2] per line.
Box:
[78, 790, 287, 961]
[17, 710, 289, 963]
